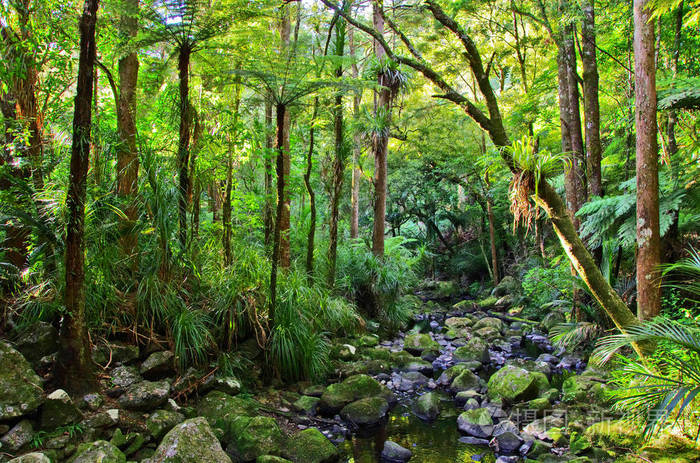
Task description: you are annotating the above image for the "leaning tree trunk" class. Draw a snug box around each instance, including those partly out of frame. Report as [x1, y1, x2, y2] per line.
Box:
[634, 0, 661, 321]
[177, 45, 192, 249]
[58, 0, 99, 394]
[371, 2, 391, 257]
[116, 0, 139, 272]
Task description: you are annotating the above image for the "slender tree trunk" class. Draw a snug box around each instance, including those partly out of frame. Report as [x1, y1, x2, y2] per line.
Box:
[58, 0, 99, 394]
[116, 0, 139, 271]
[177, 45, 192, 249]
[349, 24, 361, 239]
[223, 77, 241, 266]
[371, 2, 391, 257]
[328, 20, 347, 286]
[634, 0, 661, 321]
[269, 103, 287, 326]
[304, 98, 318, 278]
[263, 99, 274, 248]
[278, 9, 292, 268]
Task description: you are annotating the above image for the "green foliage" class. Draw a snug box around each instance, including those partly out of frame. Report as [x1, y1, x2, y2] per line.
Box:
[592, 319, 700, 440]
[522, 261, 573, 312]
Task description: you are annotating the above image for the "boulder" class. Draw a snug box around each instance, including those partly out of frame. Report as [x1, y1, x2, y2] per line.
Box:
[7, 453, 51, 463]
[381, 441, 412, 462]
[457, 408, 494, 438]
[402, 333, 440, 355]
[318, 374, 394, 415]
[286, 428, 338, 463]
[201, 375, 241, 396]
[451, 369, 481, 392]
[147, 417, 231, 463]
[397, 371, 429, 392]
[139, 351, 175, 380]
[453, 338, 490, 364]
[110, 366, 142, 389]
[413, 392, 440, 421]
[14, 322, 59, 367]
[41, 389, 83, 429]
[0, 341, 44, 420]
[92, 342, 139, 366]
[69, 440, 126, 463]
[445, 317, 472, 329]
[340, 397, 390, 427]
[0, 419, 34, 453]
[491, 276, 520, 297]
[487, 365, 539, 404]
[146, 409, 185, 440]
[196, 391, 259, 441]
[472, 317, 504, 333]
[117, 380, 170, 410]
[229, 416, 286, 462]
[293, 396, 320, 415]
[562, 374, 609, 404]
[257, 457, 292, 463]
[490, 431, 523, 455]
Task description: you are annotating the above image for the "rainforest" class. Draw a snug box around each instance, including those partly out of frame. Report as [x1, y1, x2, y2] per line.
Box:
[0, 0, 699, 462]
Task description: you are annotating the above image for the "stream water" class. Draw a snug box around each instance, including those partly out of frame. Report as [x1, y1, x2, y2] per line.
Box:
[326, 296, 575, 463]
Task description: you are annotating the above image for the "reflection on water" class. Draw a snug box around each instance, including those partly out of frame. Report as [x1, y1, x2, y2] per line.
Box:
[339, 403, 496, 463]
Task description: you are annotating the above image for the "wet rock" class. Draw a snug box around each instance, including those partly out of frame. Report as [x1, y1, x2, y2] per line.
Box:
[7, 453, 51, 463]
[457, 408, 494, 438]
[201, 375, 241, 396]
[490, 431, 523, 455]
[399, 360, 433, 376]
[117, 380, 170, 410]
[0, 341, 44, 420]
[1, 419, 34, 453]
[196, 390, 259, 441]
[147, 417, 231, 463]
[110, 365, 142, 389]
[473, 317, 504, 332]
[445, 317, 472, 330]
[286, 428, 339, 463]
[302, 385, 326, 397]
[413, 392, 440, 421]
[318, 374, 394, 416]
[229, 416, 286, 461]
[41, 389, 83, 429]
[397, 371, 429, 392]
[492, 420, 518, 436]
[69, 440, 126, 463]
[451, 369, 481, 392]
[402, 333, 440, 355]
[340, 397, 390, 427]
[139, 351, 175, 380]
[486, 365, 540, 404]
[455, 390, 482, 406]
[458, 436, 490, 446]
[463, 398, 480, 410]
[293, 396, 320, 415]
[146, 409, 184, 440]
[381, 440, 412, 462]
[536, 353, 559, 364]
[14, 322, 59, 367]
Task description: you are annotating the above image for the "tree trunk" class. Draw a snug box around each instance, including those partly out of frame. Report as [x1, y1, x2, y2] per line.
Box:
[269, 103, 287, 325]
[634, 0, 661, 321]
[116, 0, 139, 271]
[371, 2, 390, 257]
[177, 45, 192, 249]
[223, 77, 241, 266]
[58, 0, 99, 394]
[278, 9, 292, 268]
[328, 20, 347, 286]
[349, 24, 361, 240]
[263, 99, 275, 248]
[304, 98, 318, 278]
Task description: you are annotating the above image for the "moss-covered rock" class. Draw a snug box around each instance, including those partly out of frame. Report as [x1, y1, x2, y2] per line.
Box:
[14, 322, 59, 367]
[147, 417, 232, 463]
[318, 374, 393, 415]
[293, 395, 320, 415]
[457, 408, 494, 438]
[257, 457, 292, 463]
[146, 409, 185, 440]
[473, 317, 504, 333]
[562, 374, 609, 404]
[487, 365, 539, 404]
[286, 428, 338, 463]
[445, 317, 472, 329]
[41, 389, 83, 429]
[230, 416, 286, 462]
[340, 397, 390, 427]
[402, 333, 440, 355]
[452, 338, 490, 364]
[583, 420, 642, 449]
[69, 440, 126, 463]
[0, 341, 44, 421]
[491, 276, 520, 297]
[196, 390, 260, 442]
[412, 392, 440, 421]
[139, 351, 175, 380]
[451, 369, 481, 392]
[636, 433, 700, 463]
[7, 453, 51, 463]
[0, 419, 34, 453]
[435, 280, 460, 298]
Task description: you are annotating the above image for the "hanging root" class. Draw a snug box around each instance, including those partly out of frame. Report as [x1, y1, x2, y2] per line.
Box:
[509, 170, 537, 234]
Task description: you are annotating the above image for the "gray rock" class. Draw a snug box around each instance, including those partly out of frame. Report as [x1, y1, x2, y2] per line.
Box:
[110, 366, 142, 389]
[7, 453, 51, 463]
[139, 351, 175, 380]
[80, 392, 103, 411]
[457, 408, 493, 438]
[398, 371, 429, 392]
[0, 342, 44, 420]
[381, 440, 412, 462]
[41, 389, 83, 429]
[147, 417, 231, 462]
[293, 396, 320, 415]
[117, 380, 170, 410]
[490, 431, 523, 454]
[340, 397, 390, 427]
[14, 322, 59, 367]
[92, 342, 139, 366]
[201, 375, 241, 396]
[286, 427, 339, 463]
[458, 436, 490, 446]
[0, 419, 34, 453]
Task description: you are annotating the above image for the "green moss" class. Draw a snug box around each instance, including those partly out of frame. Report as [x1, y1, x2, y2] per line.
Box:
[487, 365, 539, 403]
[340, 397, 390, 426]
[286, 428, 339, 463]
[231, 416, 286, 462]
[584, 420, 642, 449]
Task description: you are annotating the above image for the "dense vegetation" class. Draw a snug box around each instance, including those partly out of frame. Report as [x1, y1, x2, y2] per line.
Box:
[0, 0, 698, 462]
